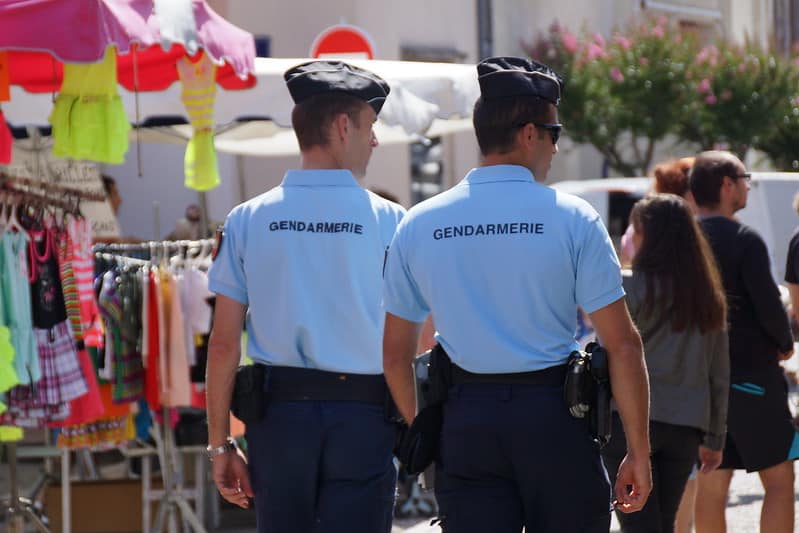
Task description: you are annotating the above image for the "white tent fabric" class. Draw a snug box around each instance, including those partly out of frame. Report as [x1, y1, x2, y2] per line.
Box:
[133, 117, 475, 156]
[5, 56, 480, 142]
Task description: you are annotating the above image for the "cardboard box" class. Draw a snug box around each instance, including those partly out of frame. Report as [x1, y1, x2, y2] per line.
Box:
[46, 479, 149, 533]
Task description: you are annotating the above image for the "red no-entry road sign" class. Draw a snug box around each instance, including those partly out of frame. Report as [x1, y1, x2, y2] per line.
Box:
[310, 24, 376, 59]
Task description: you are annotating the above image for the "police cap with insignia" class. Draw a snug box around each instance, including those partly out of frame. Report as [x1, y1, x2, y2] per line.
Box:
[477, 56, 564, 106]
[284, 60, 391, 114]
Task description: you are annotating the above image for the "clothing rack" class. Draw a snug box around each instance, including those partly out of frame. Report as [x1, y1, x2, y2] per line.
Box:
[93, 239, 214, 250]
[0, 172, 107, 202]
[93, 239, 214, 533]
[0, 172, 102, 532]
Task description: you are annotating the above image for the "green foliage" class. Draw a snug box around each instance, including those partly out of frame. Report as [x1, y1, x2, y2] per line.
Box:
[753, 52, 799, 169]
[755, 93, 799, 170]
[678, 41, 797, 160]
[525, 18, 799, 173]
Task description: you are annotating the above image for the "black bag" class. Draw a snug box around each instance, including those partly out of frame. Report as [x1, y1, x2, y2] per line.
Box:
[396, 404, 443, 475]
[397, 344, 451, 475]
[230, 364, 269, 425]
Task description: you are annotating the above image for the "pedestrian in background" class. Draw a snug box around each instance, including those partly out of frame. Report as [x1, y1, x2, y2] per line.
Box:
[783, 190, 799, 332]
[620, 157, 695, 266]
[691, 151, 797, 533]
[205, 60, 405, 533]
[602, 193, 729, 533]
[383, 56, 651, 533]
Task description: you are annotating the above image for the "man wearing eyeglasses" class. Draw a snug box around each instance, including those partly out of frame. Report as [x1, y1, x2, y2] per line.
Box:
[690, 151, 797, 533]
[382, 56, 651, 532]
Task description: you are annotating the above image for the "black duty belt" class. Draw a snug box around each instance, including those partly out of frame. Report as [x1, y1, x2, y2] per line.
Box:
[451, 363, 567, 387]
[268, 366, 387, 404]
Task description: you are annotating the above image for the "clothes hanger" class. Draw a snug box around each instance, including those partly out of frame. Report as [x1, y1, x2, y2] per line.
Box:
[5, 199, 24, 234]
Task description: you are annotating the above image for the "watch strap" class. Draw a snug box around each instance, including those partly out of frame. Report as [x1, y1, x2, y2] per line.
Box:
[206, 437, 236, 460]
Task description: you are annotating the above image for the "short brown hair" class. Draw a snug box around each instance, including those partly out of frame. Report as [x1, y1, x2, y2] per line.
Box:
[689, 151, 742, 208]
[472, 95, 551, 155]
[291, 92, 365, 150]
[653, 157, 694, 197]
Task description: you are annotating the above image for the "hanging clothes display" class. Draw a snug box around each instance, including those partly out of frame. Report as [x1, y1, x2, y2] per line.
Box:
[0, 227, 38, 385]
[48, 46, 131, 164]
[96, 240, 214, 411]
[54, 215, 105, 426]
[0, 174, 130, 445]
[177, 53, 220, 191]
[3, 225, 88, 427]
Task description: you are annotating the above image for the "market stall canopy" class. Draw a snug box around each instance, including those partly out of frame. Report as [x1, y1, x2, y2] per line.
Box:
[134, 116, 476, 156]
[0, 0, 256, 91]
[6, 57, 480, 149]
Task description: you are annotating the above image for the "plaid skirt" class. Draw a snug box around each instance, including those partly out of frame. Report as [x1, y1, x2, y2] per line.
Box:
[2, 321, 87, 427]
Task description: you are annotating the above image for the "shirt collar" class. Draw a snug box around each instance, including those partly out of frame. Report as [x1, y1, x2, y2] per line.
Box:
[281, 169, 360, 187]
[463, 165, 537, 184]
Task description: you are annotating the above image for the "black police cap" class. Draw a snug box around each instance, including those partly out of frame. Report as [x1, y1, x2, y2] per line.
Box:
[477, 56, 564, 106]
[284, 60, 391, 114]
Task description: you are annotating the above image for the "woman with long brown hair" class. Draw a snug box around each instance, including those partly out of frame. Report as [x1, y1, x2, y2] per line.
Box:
[602, 194, 729, 533]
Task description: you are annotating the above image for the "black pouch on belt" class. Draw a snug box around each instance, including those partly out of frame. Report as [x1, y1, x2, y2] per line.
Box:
[230, 364, 269, 425]
[397, 343, 451, 475]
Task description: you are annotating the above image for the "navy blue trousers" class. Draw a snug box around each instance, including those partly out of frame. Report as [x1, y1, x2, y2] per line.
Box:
[245, 401, 397, 533]
[434, 383, 613, 533]
[601, 415, 701, 533]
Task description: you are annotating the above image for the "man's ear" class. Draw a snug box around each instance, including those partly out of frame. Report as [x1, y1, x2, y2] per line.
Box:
[332, 113, 350, 142]
[518, 122, 536, 149]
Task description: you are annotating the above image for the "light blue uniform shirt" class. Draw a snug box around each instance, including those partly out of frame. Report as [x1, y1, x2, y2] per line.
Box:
[383, 165, 624, 373]
[209, 169, 405, 374]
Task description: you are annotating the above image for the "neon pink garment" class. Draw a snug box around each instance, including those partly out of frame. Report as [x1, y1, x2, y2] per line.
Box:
[0, 110, 10, 164]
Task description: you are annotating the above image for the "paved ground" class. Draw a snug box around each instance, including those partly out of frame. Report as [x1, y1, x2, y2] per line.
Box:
[2, 454, 799, 531]
[208, 468, 799, 532]
[390, 468, 799, 532]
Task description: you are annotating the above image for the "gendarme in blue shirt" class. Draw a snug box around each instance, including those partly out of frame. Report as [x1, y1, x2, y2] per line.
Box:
[209, 169, 405, 374]
[383, 165, 623, 373]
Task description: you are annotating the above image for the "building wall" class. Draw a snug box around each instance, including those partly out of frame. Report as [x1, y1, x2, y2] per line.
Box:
[209, 0, 478, 61]
[195, 0, 774, 213]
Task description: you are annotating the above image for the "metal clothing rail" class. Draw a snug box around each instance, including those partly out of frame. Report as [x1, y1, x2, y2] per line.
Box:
[0, 172, 107, 202]
[2, 443, 50, 533]
[92, 238, 215, 256]
[1, 185, 78, 214]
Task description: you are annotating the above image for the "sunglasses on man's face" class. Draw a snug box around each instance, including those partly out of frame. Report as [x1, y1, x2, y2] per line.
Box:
[512, 123, 561, 144]
[512, 121, 563, 145]
[533, 123, 562, 145]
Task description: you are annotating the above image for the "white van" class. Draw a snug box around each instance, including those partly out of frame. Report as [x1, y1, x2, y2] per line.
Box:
[551, 173, 799, 283]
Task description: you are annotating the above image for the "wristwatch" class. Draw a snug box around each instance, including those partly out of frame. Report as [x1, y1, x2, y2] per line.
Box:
[206, 437, 237, 461]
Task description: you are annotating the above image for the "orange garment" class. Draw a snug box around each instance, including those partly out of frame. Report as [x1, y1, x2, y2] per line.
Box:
[98, 383, 131, 418]
[0, 52, 9, 101]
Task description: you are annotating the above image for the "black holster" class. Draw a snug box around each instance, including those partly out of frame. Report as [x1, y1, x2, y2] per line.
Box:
[563, 342, 613, 447]
[397, 343, 451, 475]
[587, 343, 612, 446]
[230, 363, 270, 425]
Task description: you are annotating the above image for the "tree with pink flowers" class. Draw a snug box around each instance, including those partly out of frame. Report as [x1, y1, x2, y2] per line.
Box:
[678, 40, 796, 160]
[526, 18, 799, 173]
